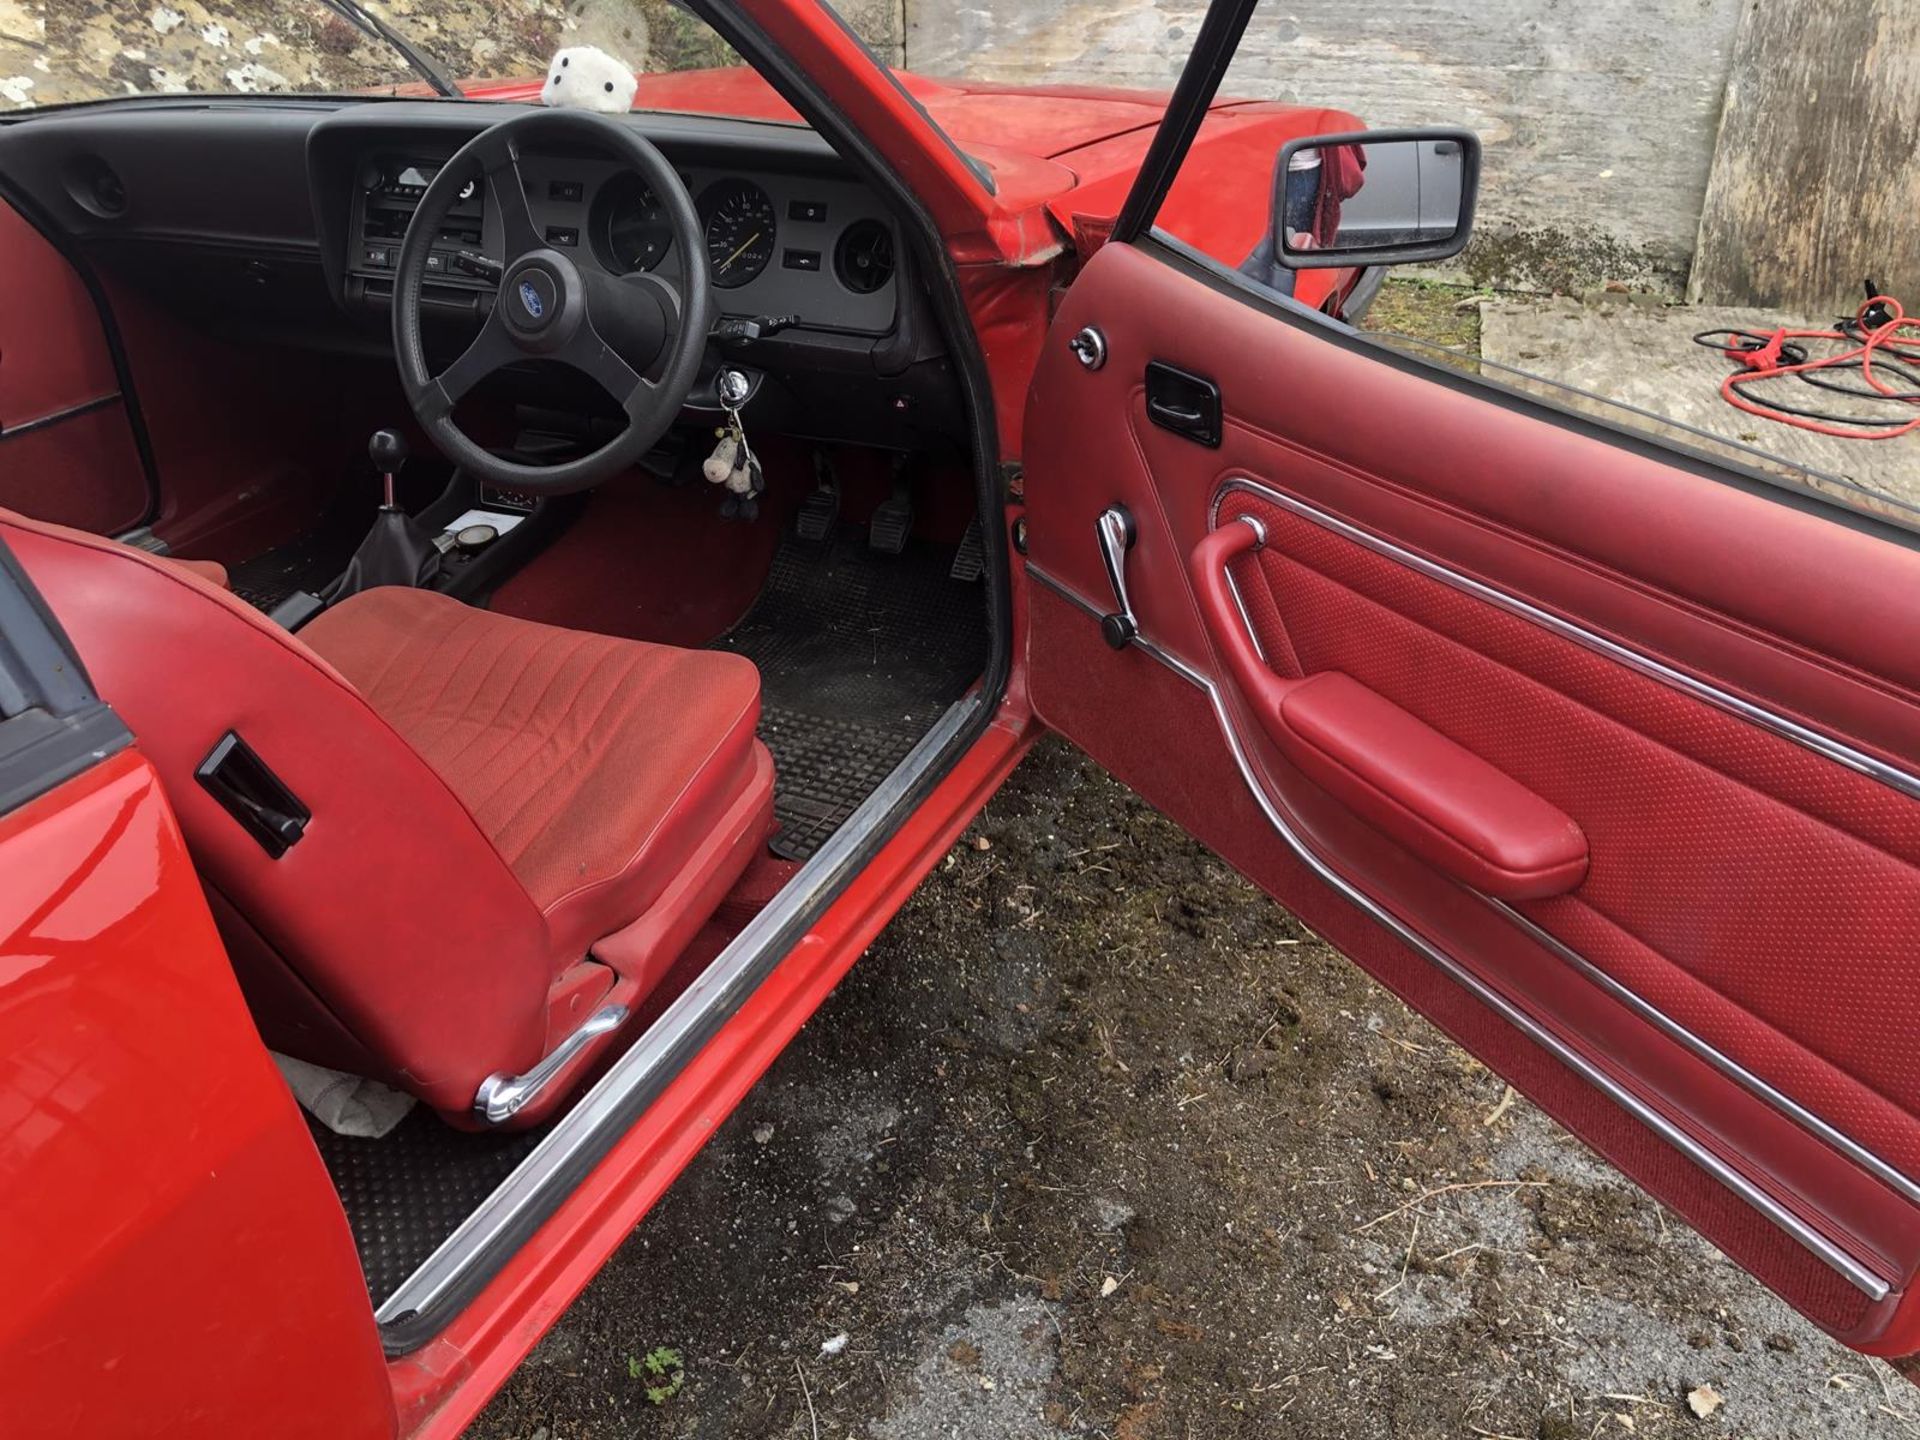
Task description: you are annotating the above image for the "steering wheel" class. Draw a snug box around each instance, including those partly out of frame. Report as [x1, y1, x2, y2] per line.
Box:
[392, 108, 713, 495]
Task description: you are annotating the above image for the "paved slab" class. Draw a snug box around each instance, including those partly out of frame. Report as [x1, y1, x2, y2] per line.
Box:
[1480, 296, 1920, 523]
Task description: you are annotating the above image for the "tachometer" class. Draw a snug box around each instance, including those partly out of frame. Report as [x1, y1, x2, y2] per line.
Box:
[592, 174, 671, 273]
[700, 178, 776, 289]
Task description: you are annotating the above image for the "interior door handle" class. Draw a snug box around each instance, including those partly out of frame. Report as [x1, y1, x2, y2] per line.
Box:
[1188, 518, 1588, 899]
[1144, 361, 1222, 446]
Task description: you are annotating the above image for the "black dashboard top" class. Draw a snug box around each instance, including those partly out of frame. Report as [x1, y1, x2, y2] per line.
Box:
[0, 98, 958, 452]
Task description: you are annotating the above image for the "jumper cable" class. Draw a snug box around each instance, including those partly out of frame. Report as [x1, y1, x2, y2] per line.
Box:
[1692, 286, 1920, 440]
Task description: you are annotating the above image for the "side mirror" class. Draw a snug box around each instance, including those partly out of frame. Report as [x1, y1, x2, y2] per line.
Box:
[1271, 127, 1481, 269]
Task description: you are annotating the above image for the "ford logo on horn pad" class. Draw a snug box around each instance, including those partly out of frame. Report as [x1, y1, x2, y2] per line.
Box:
[518, 279, 546, 320]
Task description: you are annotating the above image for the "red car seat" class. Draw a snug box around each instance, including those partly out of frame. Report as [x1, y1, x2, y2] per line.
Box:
[1, 507, 774, 1126]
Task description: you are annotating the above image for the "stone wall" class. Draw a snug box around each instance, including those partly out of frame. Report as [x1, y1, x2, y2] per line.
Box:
[905, 0, 1748, 293]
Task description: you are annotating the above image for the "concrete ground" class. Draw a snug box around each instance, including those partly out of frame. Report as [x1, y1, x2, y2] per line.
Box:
[473, 743, 1919, 1440]
[1479, 296, 1920, 520]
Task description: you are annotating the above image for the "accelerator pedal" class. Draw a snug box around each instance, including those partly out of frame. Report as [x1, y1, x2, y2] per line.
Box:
[949, 516, 985, 581]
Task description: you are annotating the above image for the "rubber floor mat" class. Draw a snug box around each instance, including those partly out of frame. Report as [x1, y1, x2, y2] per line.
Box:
[308, 1111, 544, 1307]
[713, 526, 986, 860]
[227, 511, 368, 610]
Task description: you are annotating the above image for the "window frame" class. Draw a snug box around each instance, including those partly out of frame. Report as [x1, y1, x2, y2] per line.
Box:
[0, 537, 130, 818]
[1108, 0, 1920, 547]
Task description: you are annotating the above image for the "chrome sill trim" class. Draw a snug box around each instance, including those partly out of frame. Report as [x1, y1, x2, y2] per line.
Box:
[1029, 555, 1898, 1301]
[376, 695, 984, 1325]
[1211, 478, 1920, 804]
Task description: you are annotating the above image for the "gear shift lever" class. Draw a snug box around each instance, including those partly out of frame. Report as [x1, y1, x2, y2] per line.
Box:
[324, 429, 442, 600]
[370, 429, 407, 509]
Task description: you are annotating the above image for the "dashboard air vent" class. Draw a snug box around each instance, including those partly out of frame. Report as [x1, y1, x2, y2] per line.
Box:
[834, 219, 894, 295]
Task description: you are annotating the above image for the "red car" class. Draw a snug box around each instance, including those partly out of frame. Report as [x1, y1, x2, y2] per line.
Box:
[3, 1, 1916, 1434]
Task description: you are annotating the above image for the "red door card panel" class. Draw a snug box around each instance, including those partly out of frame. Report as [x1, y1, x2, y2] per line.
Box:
[1021, 239, 1920, 1351]
[0, 751, 394, 1439]
[0, 198, 149, 533]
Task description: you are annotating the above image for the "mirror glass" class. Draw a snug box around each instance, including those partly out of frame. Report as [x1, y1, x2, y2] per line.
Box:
[1278, 137, 1466, 257]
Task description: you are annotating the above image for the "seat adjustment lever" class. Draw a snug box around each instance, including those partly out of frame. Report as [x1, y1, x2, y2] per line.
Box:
[473, 1003, 628, 1125]
[1096, 504, 1139, 650]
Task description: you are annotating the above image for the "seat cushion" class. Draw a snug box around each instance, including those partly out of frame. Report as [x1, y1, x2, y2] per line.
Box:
[302, 585, 765, 957]
[164, 556, 230, 589]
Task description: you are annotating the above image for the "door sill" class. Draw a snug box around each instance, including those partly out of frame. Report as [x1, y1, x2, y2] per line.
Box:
[375, 690, 1010, 1353]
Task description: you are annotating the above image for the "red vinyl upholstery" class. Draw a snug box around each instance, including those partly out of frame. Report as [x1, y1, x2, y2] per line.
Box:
[162, 555, 230, 589]
[300, 587, 766, 958]
[1022, 240, 1920, 1345]
[0, 507, 773, 1124]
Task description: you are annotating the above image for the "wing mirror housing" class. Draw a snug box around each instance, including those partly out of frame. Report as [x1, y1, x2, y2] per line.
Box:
[1270, 127, 1481, 269]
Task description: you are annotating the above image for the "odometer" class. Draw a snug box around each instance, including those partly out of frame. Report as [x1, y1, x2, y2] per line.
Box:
[700, 178, 777, 289]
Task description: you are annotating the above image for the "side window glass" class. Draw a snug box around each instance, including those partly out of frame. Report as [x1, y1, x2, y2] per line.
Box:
[1114, 2, 1920, 531]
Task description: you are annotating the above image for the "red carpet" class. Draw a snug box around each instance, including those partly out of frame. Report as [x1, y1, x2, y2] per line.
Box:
[489, 449, 800, 646]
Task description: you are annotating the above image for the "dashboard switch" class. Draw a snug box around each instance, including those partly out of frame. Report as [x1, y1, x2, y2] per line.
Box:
[450, 249, 503, 282]
[783, 248, 821, 272]
[544, 226, 579, 247]
[548, 180, 584, 203]
[788, 199, 828, 223]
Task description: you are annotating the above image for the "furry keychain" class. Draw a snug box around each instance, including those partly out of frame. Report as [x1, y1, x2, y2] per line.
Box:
[702, 433, 738, 485]
[540, 46, 638, 114]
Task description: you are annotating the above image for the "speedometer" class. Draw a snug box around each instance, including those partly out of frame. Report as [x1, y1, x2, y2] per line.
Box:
[700, 178, 777, 289]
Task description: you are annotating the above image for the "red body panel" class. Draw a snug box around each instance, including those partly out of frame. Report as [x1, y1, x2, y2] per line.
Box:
[470, 60, 1355, 319]
[0, 751, 394, 1439]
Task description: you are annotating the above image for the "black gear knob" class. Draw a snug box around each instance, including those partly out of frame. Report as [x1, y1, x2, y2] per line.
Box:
[369, 429, 408, 475]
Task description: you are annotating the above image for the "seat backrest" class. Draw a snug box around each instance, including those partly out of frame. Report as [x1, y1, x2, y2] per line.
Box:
[0, 508, 556, 1116]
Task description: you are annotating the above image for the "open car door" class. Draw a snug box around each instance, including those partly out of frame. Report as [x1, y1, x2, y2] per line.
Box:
[1018, 0, 1920, 1355]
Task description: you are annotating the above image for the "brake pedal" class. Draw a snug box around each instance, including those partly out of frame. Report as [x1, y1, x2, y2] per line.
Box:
[869, 475, 914, 555]
[795, 451, 840, 542]
[949, 516, 985, 581]
[795, 486, 838, 542]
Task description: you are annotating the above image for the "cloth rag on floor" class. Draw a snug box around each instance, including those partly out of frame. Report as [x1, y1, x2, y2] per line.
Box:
[273, 1052, 416, 1138]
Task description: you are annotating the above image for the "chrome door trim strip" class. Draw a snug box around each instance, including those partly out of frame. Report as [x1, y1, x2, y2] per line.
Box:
[376, 695, 985, 1326]
[1027, 563, 1209, 686]
[1487, 897, 1920, 1206]
[1027, 555, 1900, 1300]
[1200, 673, 1894, 1300]
[1211, 478, 1920, 804]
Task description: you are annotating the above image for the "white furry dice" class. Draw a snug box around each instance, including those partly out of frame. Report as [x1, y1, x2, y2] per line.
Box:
[540, 47, 638, 114]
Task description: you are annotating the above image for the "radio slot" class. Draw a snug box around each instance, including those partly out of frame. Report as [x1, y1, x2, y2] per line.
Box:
[350, 155, 489, 296]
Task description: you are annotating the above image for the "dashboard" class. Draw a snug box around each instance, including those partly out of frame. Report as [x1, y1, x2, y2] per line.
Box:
[347, 149, 901, 335]
[0, 99, 961, 450]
